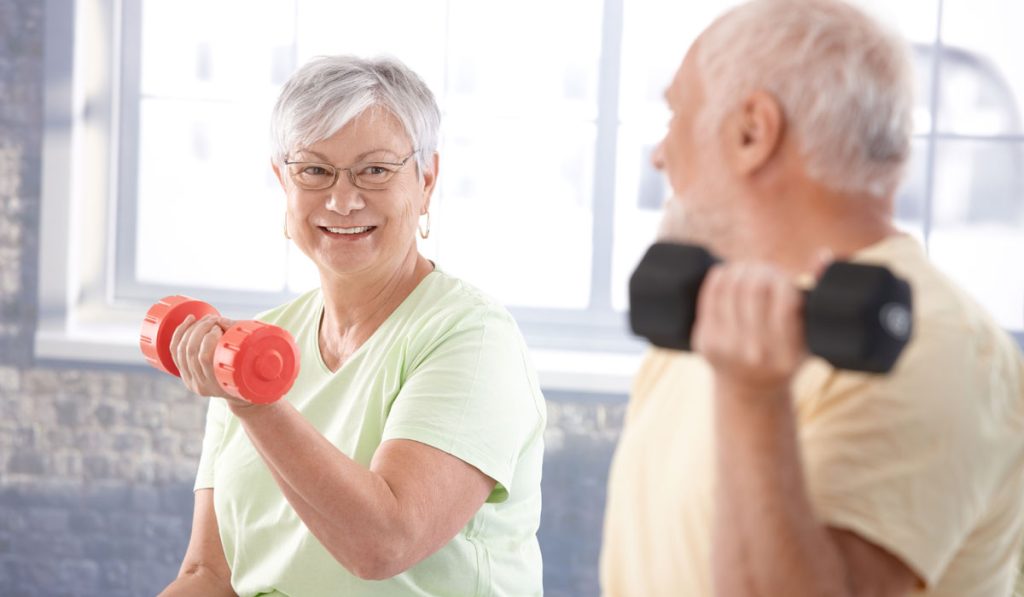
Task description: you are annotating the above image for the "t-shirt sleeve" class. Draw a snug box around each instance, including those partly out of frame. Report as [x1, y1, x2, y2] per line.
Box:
[799, 325, 1013, 588]
[193, 398, 229, 491]
[381, 306, 544, 504]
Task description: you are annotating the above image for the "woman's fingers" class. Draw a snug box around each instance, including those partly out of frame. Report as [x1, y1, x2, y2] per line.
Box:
[170, 314, 196, 383]
[197, 323, 224, 390]
[171, 315, 218, 394]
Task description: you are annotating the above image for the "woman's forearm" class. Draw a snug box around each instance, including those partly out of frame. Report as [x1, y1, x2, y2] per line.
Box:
[159, 567, 237, 597]
[229, 401, 411, 578]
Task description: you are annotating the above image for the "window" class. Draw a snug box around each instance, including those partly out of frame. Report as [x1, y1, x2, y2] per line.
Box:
[38, 0, 1023, 374]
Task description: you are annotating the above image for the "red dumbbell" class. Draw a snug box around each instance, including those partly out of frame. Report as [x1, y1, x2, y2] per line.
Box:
[139, 295, 300, 404]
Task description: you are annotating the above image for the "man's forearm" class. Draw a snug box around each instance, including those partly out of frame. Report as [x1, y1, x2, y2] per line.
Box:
[713, 382, 848, 597]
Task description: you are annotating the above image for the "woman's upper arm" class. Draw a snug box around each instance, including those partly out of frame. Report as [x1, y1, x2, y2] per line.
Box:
[369, 439, 495, 568]
[161, 488, 234, 595]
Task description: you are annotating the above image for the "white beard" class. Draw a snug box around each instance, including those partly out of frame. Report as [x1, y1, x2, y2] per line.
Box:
[656, 184, 737, 254]
[656, 194, 691, 243]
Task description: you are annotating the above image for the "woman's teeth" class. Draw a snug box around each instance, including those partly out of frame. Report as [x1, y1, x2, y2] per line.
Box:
[324, 226, 373, 235]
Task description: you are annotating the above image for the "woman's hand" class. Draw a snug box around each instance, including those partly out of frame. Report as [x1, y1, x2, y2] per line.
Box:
[169, 314, 247, 405]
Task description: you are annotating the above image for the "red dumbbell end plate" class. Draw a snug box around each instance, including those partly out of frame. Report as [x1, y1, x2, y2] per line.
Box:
[140, 296, 220, 377]
[214, 321, 299, 404]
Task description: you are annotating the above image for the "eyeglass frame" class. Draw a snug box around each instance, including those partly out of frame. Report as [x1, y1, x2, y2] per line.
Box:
[283, 149, 420, 191]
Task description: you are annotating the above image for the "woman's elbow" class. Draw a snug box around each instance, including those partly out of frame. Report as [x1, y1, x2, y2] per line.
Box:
[346, 544, 414, 581]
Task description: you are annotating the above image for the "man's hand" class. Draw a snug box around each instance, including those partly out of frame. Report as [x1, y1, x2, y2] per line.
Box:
[692, 261, 807, 395]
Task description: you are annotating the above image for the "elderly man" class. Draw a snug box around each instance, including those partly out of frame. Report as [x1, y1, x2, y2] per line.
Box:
[601, 1, 1024, 596]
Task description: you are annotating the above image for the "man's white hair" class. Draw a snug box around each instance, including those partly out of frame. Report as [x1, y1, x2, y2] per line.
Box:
[697, 0, 914, 198]
[270, 55, 440, 177]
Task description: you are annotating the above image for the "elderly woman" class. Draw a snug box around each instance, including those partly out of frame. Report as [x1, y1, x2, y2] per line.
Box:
[158, 56, 546, 597]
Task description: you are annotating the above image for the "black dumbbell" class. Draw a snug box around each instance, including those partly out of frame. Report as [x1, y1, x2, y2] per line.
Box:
[628, 243, 913, 373]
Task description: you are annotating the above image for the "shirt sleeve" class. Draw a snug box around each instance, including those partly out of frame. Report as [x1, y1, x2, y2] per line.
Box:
[193, 398, 229, 491]
[381, 305, 545, 504]
[798, 324, 1017, 588]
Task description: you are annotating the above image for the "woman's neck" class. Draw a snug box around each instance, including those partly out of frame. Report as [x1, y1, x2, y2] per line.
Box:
[317, 247, 434, 370]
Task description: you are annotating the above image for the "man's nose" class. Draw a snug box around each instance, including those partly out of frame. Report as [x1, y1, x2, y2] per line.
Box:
[651, 141, 666, 172]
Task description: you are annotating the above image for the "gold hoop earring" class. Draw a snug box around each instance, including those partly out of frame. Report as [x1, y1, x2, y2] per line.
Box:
[284, 215, 291, 239]
[418, 212, 431, 240]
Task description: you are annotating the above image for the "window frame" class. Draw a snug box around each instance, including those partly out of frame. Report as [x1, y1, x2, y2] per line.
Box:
[36, 0, 1024, 380]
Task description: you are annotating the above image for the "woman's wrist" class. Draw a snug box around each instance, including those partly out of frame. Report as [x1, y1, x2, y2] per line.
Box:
[226, 397, 286, 421]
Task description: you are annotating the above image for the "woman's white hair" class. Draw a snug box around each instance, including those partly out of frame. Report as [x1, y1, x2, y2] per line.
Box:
[270, 55, 440, 177]
[697, 0, 914, 198]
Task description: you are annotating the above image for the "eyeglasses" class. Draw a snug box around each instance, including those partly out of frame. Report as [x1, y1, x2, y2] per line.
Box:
[284, 150, 418, 191]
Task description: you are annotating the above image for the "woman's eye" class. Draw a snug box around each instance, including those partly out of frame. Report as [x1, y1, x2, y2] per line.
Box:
[304, 166, 329, 176]
[362, 165, 392, 178]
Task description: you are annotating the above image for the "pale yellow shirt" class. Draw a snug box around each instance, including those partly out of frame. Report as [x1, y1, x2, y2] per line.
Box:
[601, 235, 1024, 596]
[195, 270, 546, 597]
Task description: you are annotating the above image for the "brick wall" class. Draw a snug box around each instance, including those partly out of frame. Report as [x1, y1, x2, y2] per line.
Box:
[0, 1, 626, 594]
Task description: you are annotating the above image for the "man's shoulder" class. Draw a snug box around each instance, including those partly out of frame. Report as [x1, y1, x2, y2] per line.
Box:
[855, 234, 1015, 359]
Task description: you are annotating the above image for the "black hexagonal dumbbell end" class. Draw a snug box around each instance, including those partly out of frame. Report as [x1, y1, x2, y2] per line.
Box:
[805, 261, 913, 373]
[629, 243, 717, 351]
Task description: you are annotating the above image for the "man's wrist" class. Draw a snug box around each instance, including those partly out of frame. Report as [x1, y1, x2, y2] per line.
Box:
[713, 374, 792, 404]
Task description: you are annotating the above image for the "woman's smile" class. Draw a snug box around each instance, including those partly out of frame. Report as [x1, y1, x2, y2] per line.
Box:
[319, 225, 378, 240]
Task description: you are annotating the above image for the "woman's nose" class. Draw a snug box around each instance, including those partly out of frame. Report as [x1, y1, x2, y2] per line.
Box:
[325, 179, 366, 215]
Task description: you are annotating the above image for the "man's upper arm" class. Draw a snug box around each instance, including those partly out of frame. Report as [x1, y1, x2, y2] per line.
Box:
[797, 323, 1018, 589]
[828, 527, 920, 596]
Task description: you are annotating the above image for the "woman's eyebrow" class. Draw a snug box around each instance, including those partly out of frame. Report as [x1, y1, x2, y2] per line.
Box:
[295, 148, 401, 162]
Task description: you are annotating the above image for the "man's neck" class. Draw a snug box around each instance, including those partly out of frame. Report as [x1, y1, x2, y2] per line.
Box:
[725, 184, 899, 277]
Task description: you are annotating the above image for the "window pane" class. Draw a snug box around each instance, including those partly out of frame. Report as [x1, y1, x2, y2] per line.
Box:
[438, 119, 595, 309]
[894, 139, 929, 243]
[939, 0, 1024, 135]
[135, 100, 286, 291]
[610, 128, 661, 312]
[618, 0, 745, 127]
[294, 0, 447, 94]
[446, 0, 602, 121]
[141, 0, 295, 100]
[929, 140, 1024, 330]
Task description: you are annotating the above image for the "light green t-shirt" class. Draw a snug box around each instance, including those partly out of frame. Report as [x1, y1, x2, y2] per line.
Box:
[194, 270, 546, 597]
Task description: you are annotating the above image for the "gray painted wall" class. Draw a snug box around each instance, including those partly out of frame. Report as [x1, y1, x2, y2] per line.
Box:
[0, 1, 626, 595]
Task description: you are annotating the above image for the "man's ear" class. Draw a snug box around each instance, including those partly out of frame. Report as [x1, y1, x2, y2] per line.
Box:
[723, 90, 784, 176]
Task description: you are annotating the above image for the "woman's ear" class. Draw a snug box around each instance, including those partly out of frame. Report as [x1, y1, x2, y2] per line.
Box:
[272, 160, 287, 191]
[723, 90, 784, 177]
[420, 152, 440, 213]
